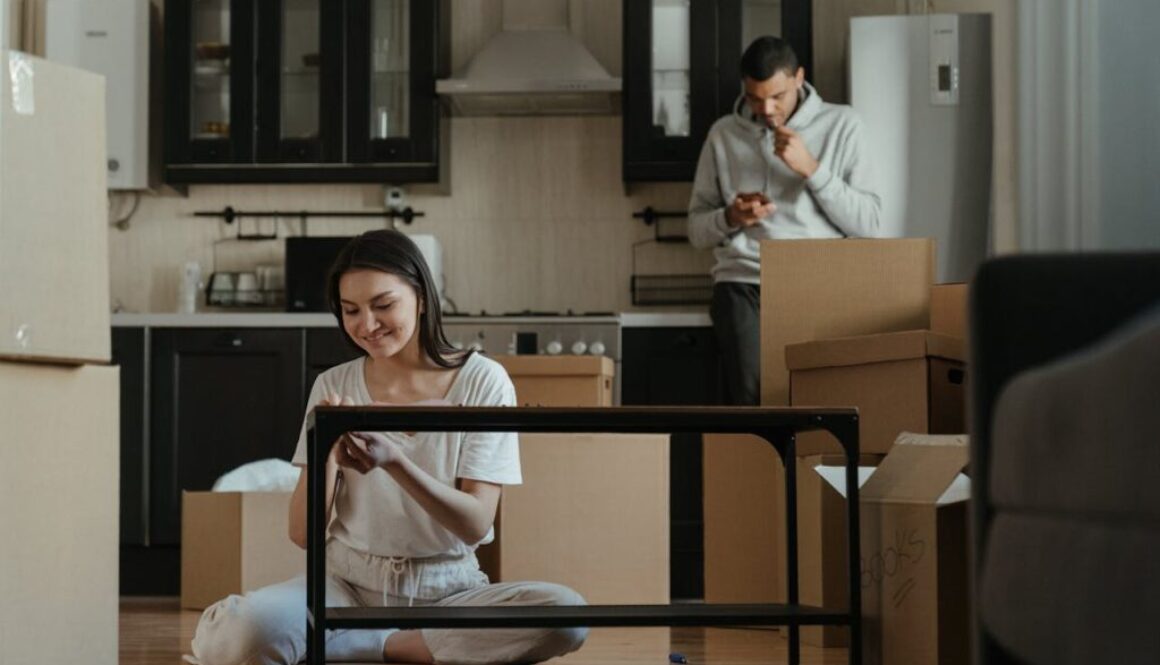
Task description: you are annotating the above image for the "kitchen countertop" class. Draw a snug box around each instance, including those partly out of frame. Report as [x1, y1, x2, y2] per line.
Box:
[111, 310, 712, 328]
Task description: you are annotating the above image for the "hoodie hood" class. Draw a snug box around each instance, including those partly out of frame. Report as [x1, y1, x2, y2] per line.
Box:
[731, 80, 824, 135]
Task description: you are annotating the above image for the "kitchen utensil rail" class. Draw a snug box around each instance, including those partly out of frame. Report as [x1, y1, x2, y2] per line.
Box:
[305, 405, 863, 665]
[194, 205, 425, 226]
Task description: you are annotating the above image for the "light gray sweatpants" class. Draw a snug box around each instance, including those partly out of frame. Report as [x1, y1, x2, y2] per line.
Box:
[188, 540, 588, 665]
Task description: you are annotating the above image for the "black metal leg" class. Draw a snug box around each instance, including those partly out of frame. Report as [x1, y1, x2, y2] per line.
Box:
[838, 419, 862, 665]
[783, 432, 799, 665]
[307, 425, 328, 665]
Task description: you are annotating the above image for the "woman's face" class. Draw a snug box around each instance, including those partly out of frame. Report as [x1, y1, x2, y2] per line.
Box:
[338, 269, 423, 360]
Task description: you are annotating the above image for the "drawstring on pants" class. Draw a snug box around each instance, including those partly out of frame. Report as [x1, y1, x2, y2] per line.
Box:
[383, 556, 424, 607]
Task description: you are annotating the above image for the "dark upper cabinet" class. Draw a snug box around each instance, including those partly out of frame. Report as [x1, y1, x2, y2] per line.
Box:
[165, 0, 444, 184]
[148, 328, 305, 545]
[622, 0, 812, 182]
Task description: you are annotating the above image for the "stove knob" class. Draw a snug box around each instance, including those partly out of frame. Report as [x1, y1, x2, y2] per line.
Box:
[588, 340, 606, 356]
[545, 340, 563, 355]
[571, 340, 588, 355]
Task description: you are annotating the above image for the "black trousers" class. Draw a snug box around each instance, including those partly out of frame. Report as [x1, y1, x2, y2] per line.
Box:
[710, 282, 761, 406]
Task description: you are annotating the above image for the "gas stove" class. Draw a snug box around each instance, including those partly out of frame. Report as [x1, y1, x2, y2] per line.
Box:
[441, 310, 621, 361]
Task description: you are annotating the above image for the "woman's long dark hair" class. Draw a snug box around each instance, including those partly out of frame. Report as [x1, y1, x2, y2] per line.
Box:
[326, 229, 469, 368]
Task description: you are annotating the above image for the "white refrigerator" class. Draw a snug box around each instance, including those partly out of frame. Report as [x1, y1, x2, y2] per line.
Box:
[849, 14, 992, 283]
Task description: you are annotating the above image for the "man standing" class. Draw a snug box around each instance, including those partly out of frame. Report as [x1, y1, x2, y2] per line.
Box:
[688, 36, 881, 405]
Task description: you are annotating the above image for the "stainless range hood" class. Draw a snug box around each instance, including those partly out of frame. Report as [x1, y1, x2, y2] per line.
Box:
[436, 3, 621, 116]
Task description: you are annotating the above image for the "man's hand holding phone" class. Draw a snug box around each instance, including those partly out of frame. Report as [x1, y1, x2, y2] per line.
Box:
[726, 191, 776, 228]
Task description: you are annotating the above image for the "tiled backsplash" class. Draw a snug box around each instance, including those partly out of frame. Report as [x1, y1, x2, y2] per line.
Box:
[107, 116, 713, 314]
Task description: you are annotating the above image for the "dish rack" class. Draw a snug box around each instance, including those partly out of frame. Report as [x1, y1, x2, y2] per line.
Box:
[631, 274, 713, 306]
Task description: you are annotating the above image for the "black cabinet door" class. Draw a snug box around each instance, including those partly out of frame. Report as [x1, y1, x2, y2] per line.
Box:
[621, 326, 721, 600]
[622, 0, 812, 183]
[254, 0, 345, 163]
[113, 327, 148, 546]
[149, 328, 305, 545]
[622, 0, 718, 182]
[344, 0, 442, 182]
[165, 0, 255, 165]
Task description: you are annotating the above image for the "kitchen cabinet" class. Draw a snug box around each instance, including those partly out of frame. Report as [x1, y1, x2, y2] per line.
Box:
[165, 0, 444, 184]
[305, 327, 361, 399]
[621, 326, 721, 600]
[149, 328, 305, 547]
[622, 0, 812, 182]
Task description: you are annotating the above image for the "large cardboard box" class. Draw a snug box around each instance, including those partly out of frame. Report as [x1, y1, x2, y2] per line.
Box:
[787, 330, 967, 456]
[483, 355, 669, 604]
[705, 239, 934, 604]
[498, 433, 669, 604]
[796, 454, 883, 647]
[703, 434, 786, 602]
[930, 283, 969, 340]
[0, 361, 119, 665]
[181, 491, 304, 610]
[861, 433, 970, 665]
[0, 52, 109, 363]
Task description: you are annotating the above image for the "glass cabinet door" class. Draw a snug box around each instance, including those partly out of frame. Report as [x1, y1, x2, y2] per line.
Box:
[651, 0, 692, 138]
[623, 0, 716, 181]
[167, 0, 254, 164]
[345, 0, 438, 172]
[255, 0, 342, 163]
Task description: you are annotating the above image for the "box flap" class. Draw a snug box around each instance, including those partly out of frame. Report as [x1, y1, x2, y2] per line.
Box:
[814, 465, 879, 498]
[861, 432, 969, 504]
[785, 330, 964, 371]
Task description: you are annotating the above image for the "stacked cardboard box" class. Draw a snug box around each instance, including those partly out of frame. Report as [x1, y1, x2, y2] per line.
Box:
[0, 53, 117, 665]
[704, 238, 935, 604]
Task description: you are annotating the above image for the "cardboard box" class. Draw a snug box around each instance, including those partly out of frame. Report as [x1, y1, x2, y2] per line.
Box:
[495, 355, 614, 406]
[0, 53, 109, 363]
[181, 491, 304, 610]
[0, 361, 118, 665]
[930, 283, 969, 340]
[703, 433, 791, 604]
[796, 454, 884, 647]
[861, 433, 971, 665]
[482, 356, 668, 604]
[706, 238, 933, 605]
[787, 330, 967, 456]
[759, 238, 935, 406]
[497, 433, 669, 604]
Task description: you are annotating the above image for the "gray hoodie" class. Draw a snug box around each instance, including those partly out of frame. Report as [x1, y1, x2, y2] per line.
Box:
[687, 82, 882, 284]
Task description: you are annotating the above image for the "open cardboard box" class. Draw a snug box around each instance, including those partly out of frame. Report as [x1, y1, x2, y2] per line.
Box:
[794, 433, 970, 661]
[858, 432, 971, 665]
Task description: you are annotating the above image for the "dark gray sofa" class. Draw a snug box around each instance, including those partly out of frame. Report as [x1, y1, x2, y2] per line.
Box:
[970, 253, 1160, 665]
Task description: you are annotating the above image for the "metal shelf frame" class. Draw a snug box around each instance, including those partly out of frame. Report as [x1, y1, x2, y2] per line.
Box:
[306, 405, 862, 665]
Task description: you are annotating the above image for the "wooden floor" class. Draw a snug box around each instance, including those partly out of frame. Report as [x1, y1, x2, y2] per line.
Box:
[121, 597, 850, 665]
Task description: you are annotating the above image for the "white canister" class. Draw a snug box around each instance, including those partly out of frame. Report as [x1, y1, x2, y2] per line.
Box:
[177, 261, 202, 313]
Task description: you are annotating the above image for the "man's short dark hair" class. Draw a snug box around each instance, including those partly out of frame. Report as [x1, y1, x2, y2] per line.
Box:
[740, 36, 800, 81]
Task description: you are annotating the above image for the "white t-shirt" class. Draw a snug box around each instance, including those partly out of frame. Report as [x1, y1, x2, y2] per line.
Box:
[291, 352, 521, 558]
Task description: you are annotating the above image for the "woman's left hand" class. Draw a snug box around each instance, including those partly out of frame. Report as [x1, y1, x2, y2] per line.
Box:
[335, 431, 402, 473]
